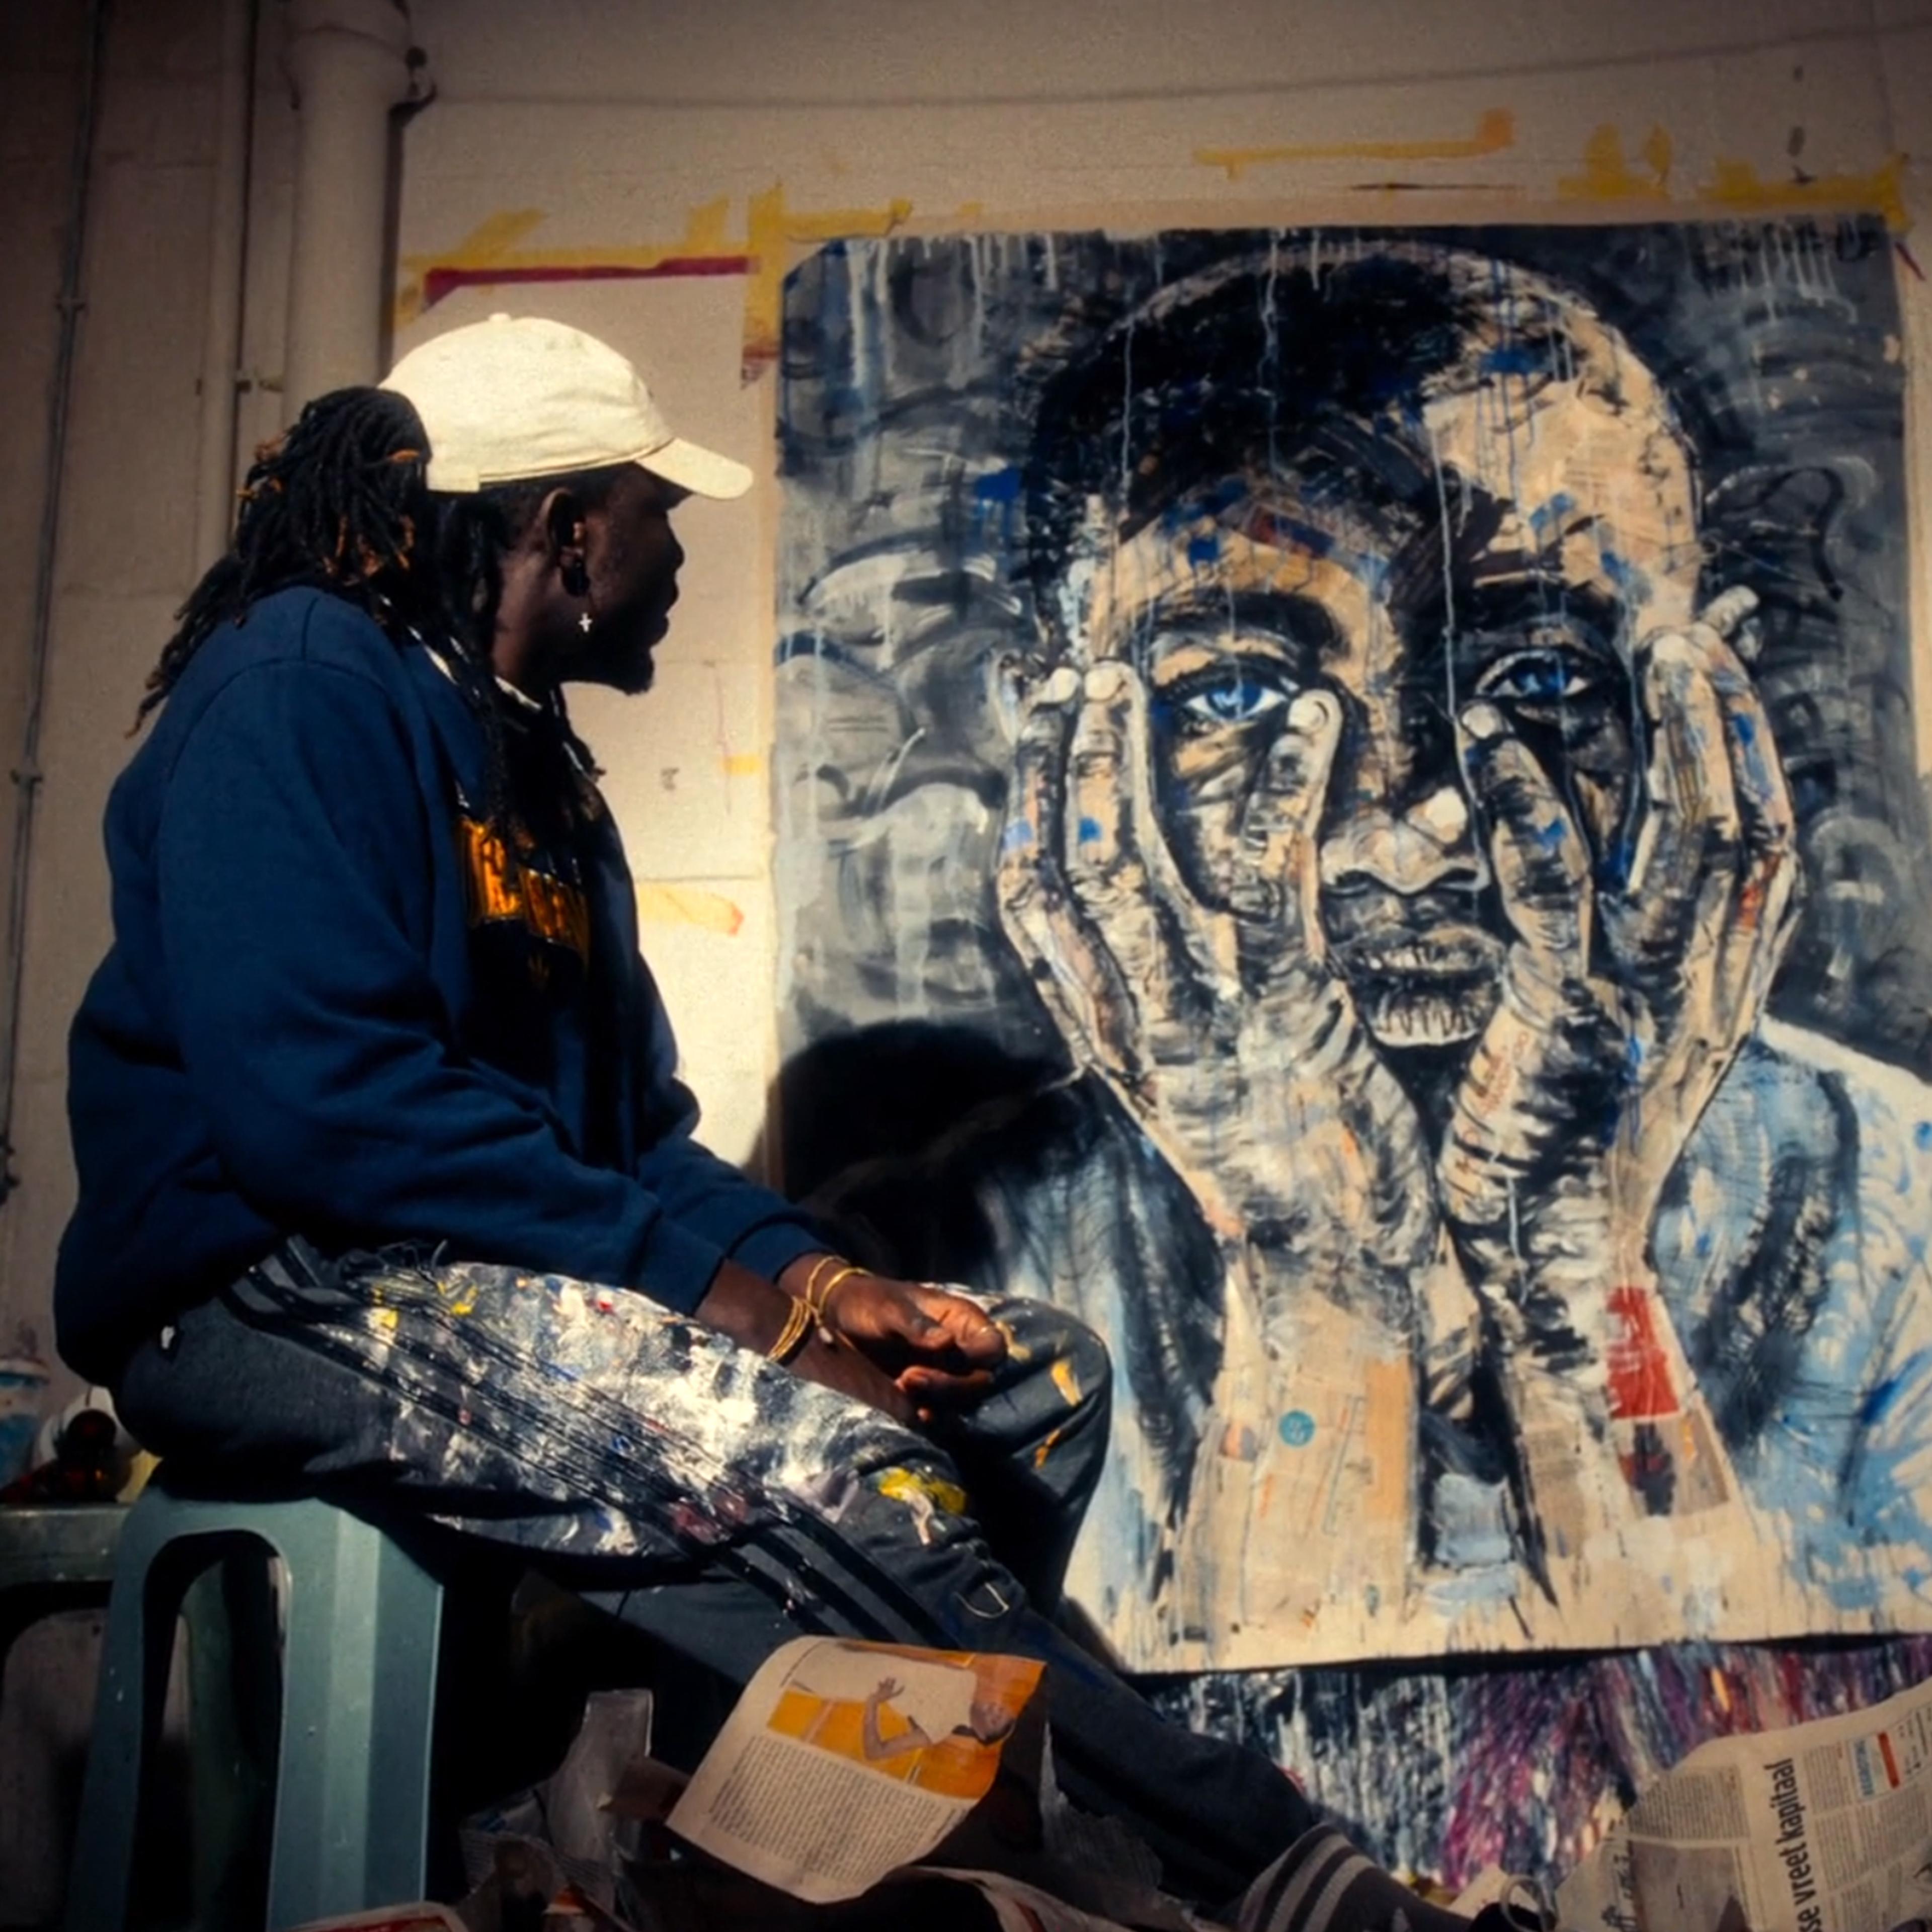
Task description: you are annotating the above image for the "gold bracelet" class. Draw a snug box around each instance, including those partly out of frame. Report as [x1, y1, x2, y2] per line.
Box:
[766, 1295, 814, 1364]
[805, 1263, 864, 1338]
[801, 1254, 846, 1307]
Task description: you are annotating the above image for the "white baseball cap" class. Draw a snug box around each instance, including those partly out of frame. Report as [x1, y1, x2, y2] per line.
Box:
[380, 312, 753, 500]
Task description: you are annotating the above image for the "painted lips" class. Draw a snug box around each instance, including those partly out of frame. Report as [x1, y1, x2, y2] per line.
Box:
[1323, 917, 1508, 1045]
[1325, 921, 1507, 985]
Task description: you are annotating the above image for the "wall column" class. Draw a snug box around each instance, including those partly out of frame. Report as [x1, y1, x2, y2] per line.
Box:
[280, 0, 415, 418]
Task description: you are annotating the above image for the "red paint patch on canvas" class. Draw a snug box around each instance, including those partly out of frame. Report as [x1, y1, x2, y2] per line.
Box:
[1606, 1284, 1679, 1421]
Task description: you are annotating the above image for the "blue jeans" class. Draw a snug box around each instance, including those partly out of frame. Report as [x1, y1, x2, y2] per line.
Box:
[114, 1242, 1317, 1905]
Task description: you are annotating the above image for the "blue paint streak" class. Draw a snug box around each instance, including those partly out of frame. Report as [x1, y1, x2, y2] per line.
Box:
[1078, 816, 1104, 844]
[1527, 491, 1577, 538]
[1598, 545, 1655, 605]
[1001, 820, 1035, 853]
[973, 465, 1023, 548]
[1859, 1347, 1932, 1430]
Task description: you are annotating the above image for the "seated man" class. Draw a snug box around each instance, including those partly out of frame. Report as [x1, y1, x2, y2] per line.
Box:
[52, 314, 1516, 1929]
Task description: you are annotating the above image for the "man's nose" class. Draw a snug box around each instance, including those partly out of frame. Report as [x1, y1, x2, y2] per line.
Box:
[1317, 783, 1489, 896]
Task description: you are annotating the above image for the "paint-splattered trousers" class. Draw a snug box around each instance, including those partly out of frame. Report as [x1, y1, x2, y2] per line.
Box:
[112, 1242, 1317, 1905]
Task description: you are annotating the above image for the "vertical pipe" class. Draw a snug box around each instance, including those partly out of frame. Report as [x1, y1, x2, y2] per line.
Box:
[280, 0, 414, 418]
[193, 0, 259, 574]
[0, 0, 110, 1201]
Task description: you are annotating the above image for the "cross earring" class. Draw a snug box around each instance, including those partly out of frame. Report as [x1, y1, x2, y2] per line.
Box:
[578, 609, 594, 633]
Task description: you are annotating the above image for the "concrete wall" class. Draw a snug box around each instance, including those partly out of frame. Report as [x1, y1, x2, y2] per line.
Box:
[0, 0, 85, 1370]
[1, 0, 231, 1388]
[0, 0, 1929, 1913]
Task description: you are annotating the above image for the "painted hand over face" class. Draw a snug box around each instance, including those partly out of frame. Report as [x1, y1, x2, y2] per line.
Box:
[1439, 591, 1801, 1311]
[996, 649, 1439, 1332]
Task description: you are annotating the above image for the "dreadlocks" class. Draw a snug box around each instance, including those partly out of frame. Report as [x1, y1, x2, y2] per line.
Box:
[144, 384, 615, 818]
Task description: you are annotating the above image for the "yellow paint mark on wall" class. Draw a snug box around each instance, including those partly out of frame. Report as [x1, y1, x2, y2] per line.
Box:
[397, 187, 912, 377]
[1197, 108, 1515, 182]
[633, 883, 745, 936]
[742, 184, 913, 368]
[395, 198, 739, 330]
[722, 753, 765, 778]
[1558, 124, 1673, 201]
[1703, 152, 1909, 232]
[1194, 111, 1904, 230]
[394, 208, 558, 328]
[1558, 123, 1908, 230]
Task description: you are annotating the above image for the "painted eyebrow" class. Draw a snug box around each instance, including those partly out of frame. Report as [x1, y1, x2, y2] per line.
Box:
[1448, 577, 1625, 650]
[1131, 590, 1341, 662]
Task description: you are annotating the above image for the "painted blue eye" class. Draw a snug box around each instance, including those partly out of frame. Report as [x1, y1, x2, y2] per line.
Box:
[1179, 673, 1291, 726]
[1475, 647, 1598, 706]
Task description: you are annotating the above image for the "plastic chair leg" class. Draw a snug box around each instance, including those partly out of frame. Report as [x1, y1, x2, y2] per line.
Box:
[264, 1505, 443, 1929]
[185, 1555, 280, 1928]
[62, 1504, 187, 1932]
[68, 1490, 447, 1931]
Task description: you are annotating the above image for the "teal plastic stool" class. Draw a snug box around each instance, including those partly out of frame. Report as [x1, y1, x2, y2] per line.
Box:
[65, 1472, 445, 1931]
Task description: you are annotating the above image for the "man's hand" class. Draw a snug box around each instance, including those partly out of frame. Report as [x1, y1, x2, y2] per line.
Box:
[696, 1258, 1006, 1426]
[995, 659, 1437, 1330]
[784, 1259, 1007, 1411]
[694, 1259, 916, 1423]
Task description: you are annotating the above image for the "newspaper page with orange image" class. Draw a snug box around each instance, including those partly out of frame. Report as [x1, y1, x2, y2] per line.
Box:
[666, 1636, 1045, 1903]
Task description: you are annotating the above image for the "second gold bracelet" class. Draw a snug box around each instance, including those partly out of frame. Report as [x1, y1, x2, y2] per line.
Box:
[766, 1295, 815, 1364]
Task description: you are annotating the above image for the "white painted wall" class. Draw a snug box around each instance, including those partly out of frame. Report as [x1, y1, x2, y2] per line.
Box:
[0, 0, 1927, 1899]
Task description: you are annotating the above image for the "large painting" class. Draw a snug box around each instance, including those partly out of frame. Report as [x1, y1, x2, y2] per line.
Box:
[772, 220, 1932, 1672]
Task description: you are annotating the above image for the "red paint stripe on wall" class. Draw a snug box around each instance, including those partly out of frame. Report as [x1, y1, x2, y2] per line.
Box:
[423, 258, 754, 311]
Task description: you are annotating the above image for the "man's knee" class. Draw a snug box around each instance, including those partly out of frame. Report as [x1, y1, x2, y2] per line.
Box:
[990, 1297, 1112, 1427]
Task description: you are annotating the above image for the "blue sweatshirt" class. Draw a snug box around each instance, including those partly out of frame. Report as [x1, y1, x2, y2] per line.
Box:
[56, 587, 822, 1381]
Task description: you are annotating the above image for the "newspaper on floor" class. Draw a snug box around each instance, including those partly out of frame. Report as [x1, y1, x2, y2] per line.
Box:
[1556, 1670, 1932, 1932]
[665, 1635, 1045, 1903]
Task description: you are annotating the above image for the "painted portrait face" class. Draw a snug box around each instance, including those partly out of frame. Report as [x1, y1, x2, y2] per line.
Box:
[1083, 328, 1705, 1052]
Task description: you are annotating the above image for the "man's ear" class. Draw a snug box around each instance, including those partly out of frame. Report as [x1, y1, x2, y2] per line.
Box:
[539, 488, 588, 579]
